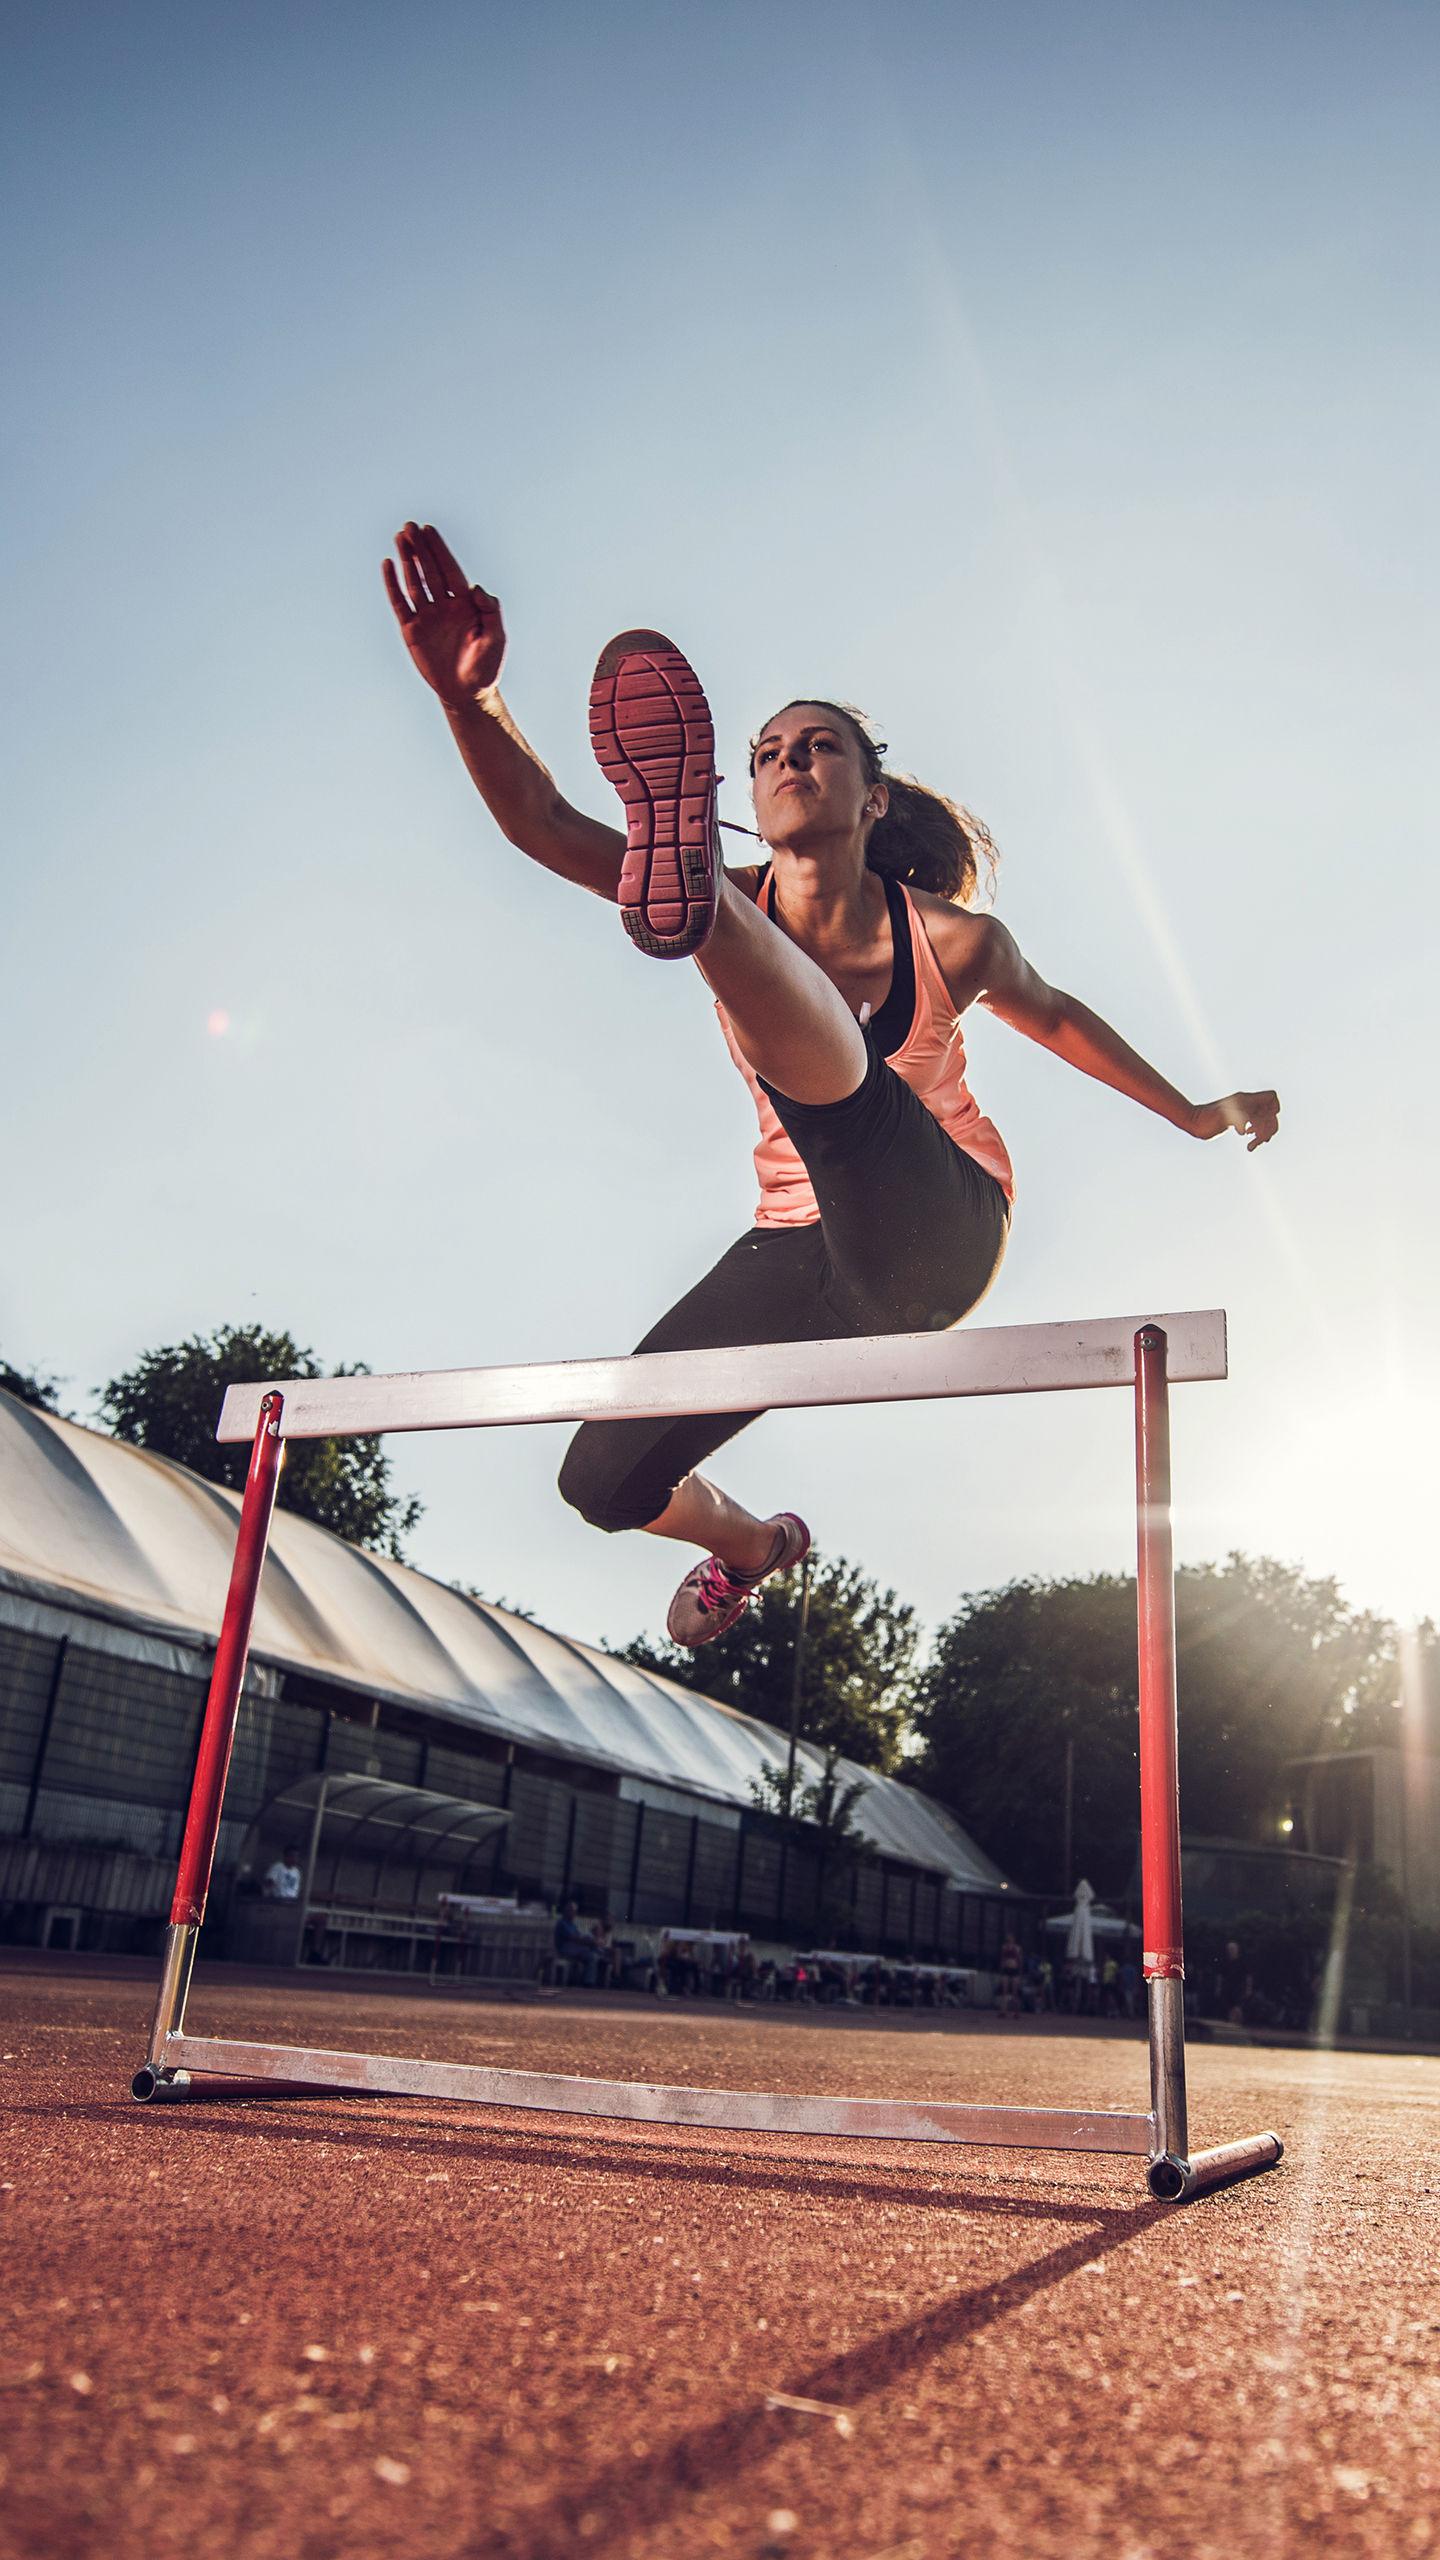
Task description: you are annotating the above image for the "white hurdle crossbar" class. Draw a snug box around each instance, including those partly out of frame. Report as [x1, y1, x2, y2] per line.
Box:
[214, 1310, 1230, 1443]
[133, 1310, 1283, 2203]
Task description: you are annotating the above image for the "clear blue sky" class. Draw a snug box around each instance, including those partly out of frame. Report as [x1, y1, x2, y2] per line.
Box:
[3, 1, 1436, 1651]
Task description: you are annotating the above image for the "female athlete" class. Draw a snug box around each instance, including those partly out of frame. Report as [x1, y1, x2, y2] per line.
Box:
[384, 521, 1279, 1645]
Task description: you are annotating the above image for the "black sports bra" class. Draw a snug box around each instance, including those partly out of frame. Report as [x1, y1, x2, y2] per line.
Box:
[759, 868, 917, 1057]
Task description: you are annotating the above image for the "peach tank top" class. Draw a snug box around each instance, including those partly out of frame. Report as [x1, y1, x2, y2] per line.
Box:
[716, 877, 1015, 1229]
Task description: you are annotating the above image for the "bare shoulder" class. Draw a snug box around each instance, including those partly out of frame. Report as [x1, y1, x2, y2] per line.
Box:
[908, 890, 1003, 1006]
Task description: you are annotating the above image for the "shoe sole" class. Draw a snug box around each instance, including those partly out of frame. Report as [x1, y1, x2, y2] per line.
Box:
[589, 630, 720, 959]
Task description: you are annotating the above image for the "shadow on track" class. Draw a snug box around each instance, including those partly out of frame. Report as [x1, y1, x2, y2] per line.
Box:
[49, 2090, 1171, 2557]
[54, 2093, 1158, 2219]
[484, 2197, 1164, 2559]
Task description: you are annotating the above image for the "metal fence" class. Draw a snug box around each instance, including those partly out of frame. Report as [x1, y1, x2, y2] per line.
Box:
[0, 1620, 1009, 1963]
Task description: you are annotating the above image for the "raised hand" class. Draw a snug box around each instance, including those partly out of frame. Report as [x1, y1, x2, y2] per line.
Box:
[382, 522, 505, 708]
[1191, 1091, 1281, 1151]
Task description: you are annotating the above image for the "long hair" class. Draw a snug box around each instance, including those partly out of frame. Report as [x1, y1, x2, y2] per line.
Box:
[749, 700, 998, 905]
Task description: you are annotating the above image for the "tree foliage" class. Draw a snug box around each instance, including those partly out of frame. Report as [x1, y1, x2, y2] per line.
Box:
[751, 1743, 873, 1941]
[0, 1354, 67, 1414]
[98, 1324, 423, 1559]
[910, 1555, 1407, 1896]
[750, 1744, 870, 1837]
[618, 1550, 918, 1773]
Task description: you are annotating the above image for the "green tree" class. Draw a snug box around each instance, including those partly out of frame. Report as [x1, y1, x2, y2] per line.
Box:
[617, 1549, 917, 1773]
[98, 1324, 423, 1559]
[751, 1744, 872, 1942]
[909, 1572, 1140, 1896]
[0, 1354, 67, 1414]
[1344, 1617, 1440, 1755]
[750, 1745, 871, 1837]
[910, 1554, 1402, 1896]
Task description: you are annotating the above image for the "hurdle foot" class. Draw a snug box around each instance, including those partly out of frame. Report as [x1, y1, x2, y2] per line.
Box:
[1146, 2131, 1284, 2201]
[131, 2066, 193, 2102]
[132, 2065, 345, 2104]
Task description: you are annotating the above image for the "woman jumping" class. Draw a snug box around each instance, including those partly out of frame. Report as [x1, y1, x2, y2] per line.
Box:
[383, 521, 1279, 1647]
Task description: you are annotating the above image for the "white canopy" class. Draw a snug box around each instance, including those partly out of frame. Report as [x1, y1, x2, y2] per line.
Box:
[0, 1392, 1008, 1894]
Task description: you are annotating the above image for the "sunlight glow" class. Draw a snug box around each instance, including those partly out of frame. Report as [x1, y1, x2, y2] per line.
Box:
[898, 217, 1343, 1364]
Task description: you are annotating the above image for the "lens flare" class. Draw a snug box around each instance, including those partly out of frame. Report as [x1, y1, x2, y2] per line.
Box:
[903, 220, 1333, 1357]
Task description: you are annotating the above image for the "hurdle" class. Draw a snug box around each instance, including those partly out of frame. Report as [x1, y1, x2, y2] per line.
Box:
[130, 1310, 1282, 2203]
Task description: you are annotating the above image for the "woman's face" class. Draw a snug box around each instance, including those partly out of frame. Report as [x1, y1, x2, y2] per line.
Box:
[751, 703, 882, 852]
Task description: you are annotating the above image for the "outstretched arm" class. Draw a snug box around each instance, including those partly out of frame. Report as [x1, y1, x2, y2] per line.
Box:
[962, 916, 1280, 1149]
[382, 521, 625, 899]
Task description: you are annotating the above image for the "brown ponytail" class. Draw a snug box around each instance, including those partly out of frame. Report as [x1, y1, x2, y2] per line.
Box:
[750, 699, 997, 905]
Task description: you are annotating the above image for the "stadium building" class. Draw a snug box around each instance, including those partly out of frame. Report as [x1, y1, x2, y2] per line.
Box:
[0, 1390, 1016, 1973]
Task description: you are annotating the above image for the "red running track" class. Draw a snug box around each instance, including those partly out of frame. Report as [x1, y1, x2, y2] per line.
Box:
[1, 1960, 1436, 2560]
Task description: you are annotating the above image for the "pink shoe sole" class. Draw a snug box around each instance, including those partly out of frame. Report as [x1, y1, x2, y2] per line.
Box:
[589, 629, 720, 959]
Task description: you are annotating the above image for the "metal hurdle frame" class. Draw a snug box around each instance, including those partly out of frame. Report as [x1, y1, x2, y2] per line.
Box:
[130, 1310, 1282, 2203]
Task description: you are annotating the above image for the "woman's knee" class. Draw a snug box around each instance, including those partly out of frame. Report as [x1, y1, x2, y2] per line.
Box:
[557, 1424, 667, 1535]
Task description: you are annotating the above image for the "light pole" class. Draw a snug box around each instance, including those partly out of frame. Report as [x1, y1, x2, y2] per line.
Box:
[782, 1550, 813, 1818]
[1062, 1729, 1075, 1896]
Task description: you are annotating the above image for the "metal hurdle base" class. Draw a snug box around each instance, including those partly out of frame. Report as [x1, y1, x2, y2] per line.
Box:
[131, 1924, 1282, 2204]
[126, 1315, 1287, 2207]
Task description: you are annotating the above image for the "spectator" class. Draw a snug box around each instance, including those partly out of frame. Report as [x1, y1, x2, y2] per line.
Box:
[1101, 1955, 1120, 2017]
[1220, 1939, 1251, 2025]
[1119, 1957, 1139, 2020]
[997, 1930, 1023, 2018]
[263, 1845, 303, 1902]
[661, 1934, 701, 1996]
[590, 1914, 621, 1988]
[554, 1898, 600, 1987]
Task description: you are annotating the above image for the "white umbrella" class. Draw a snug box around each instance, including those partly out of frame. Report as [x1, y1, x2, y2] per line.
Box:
[1045, 1907, 1135, 1942]
[1064, 1877, 1097, 1968]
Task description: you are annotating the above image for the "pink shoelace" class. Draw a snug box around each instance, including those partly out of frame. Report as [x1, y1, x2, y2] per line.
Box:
[692, 1556, 753, 1616]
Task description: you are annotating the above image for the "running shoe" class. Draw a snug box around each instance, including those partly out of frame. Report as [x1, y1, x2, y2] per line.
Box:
[589, 629, 721, 958]
[666, 1513, 811, 1648]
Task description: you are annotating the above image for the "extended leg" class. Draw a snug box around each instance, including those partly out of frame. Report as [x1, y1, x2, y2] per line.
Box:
[696, 874, 868, 1106]
[587, 629, 866, 1102]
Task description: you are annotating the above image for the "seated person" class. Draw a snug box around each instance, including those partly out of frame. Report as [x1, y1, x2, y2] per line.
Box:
[553, 1898, 600, 1987]
[262, 1845, 303, 1902]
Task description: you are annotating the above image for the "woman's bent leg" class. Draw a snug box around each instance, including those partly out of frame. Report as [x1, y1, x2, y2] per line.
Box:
[557, 1226, 840, 1543]
[640, 1474, 779, 1575]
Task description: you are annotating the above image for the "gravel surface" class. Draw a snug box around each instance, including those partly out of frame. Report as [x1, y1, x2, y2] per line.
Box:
[2, 1959, 1436, 2560]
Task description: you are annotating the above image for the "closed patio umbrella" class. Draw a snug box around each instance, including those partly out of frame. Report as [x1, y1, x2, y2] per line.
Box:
[1064, 1876, 1097, 1969]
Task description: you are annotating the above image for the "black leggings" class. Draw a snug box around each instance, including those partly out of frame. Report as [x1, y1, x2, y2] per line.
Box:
[559, 1039, 1011, 1533]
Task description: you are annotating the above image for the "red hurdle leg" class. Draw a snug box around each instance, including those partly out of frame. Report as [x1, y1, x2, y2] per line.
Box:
[134, 1393, 285, 2092]
[1134, 1326, 1189, 2184]
[1134, 1329, 1283, 2200]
